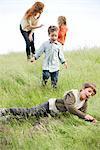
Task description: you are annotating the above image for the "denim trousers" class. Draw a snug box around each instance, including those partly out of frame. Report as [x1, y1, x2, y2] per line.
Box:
[20, 25, 35, 57]
[8, 102, 50, 118]
[0, 101, 57, 118]
[42, 70, 59, 87]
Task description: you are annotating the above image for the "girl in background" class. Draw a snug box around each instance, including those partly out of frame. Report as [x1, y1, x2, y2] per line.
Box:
[57, 16, 68, 46]
[20, 2, 44, 60]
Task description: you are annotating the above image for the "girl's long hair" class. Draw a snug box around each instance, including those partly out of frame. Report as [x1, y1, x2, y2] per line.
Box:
[58, 16, 67, 26]
[25, 2, 44, 19]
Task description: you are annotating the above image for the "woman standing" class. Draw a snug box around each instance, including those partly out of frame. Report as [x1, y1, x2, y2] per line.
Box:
[20, 2, 44, 60]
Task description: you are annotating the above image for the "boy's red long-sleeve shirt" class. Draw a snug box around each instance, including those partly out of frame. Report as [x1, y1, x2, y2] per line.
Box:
[57, 25, 68, 45]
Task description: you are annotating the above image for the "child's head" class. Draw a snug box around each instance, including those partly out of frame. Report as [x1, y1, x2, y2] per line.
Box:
[48, 26, 58, 42]
[80, 82, 96, 100]
[58, 16, 66, 26]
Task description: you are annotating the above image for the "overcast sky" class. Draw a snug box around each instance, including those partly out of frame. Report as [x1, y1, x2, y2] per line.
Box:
[0, 0, 100, 54]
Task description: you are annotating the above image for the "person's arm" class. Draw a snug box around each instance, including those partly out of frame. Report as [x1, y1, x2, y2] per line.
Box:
[28, 15, 44, 30]
[64, 92, 86, 119]
[31, 43, 45, 62]
[29, 24, 44, 42]
[63, 62, 67, 69]
[58, 47, 67, 69]
[28, 25, 43, 42]
[28, 17, 44, 41]
[79, 101, 87, 113]
[29, 24, 44, 30]
[64, 92, 97, 123]
[79, 100, 97, 123]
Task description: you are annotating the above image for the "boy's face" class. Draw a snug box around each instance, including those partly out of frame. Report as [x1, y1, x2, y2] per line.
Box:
[80, 87, 94, 101]
[49, 31, 58, 42]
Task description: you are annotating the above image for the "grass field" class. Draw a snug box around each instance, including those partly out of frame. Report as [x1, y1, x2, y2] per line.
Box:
[0, 48, 100, 150]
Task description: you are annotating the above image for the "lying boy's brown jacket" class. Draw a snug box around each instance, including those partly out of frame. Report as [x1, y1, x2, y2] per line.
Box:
[55, 91, 87, 119]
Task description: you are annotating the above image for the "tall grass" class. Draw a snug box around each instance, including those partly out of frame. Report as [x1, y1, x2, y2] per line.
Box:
[0, 48, 100, 150]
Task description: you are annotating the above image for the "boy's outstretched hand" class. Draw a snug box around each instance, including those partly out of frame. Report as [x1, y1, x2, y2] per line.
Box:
[30, 57, 35, 63]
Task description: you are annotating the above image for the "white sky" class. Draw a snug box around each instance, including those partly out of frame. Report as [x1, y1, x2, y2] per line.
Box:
[0, 0, 100, 54]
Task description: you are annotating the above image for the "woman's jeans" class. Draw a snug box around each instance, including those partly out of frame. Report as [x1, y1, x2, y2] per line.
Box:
[20, 25, 35, 58]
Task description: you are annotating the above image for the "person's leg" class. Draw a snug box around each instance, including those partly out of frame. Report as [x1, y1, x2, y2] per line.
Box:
[0, 107, 32, 118]
[20, 25, 31, 59]
[30, 102, 49, 117]
[0, 107, 36, 118]
[9, 108, 30, 117]
[0, 102, 49, 118]
[42, 70, 50, 86]
[50, 71, 59, 88]
[30, 33, 35, 55]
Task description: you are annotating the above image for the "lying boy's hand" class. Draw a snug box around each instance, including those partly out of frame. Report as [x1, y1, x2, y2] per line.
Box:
[85, 114, 97, 124]
[91, 118, 97, 124]
[85, 114, 94, 120]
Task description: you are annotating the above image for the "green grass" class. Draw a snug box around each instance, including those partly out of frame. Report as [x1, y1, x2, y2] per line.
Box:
[0, 48, 100, 150]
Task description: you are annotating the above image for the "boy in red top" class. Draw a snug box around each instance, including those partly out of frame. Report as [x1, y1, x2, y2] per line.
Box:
[57, 16, 68, 45]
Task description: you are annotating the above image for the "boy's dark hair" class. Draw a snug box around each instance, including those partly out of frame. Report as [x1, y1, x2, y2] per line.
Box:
[48, 26, 58, 35]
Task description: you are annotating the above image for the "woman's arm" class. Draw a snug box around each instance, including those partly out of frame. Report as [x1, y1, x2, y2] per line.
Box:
[29, 24, 44, 30]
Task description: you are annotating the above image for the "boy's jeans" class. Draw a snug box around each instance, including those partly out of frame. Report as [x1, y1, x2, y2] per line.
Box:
[0, 102, 50, 118]
[42, 70, 59, 88]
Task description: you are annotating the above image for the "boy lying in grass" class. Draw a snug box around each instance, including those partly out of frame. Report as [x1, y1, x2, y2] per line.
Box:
[0, 82, 97, 123]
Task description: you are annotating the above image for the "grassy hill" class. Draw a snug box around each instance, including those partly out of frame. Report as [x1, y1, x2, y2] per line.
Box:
[0, 48, 100, 150]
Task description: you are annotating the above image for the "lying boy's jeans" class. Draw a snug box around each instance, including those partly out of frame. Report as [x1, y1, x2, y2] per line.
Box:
[0, 102, 50, 118]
